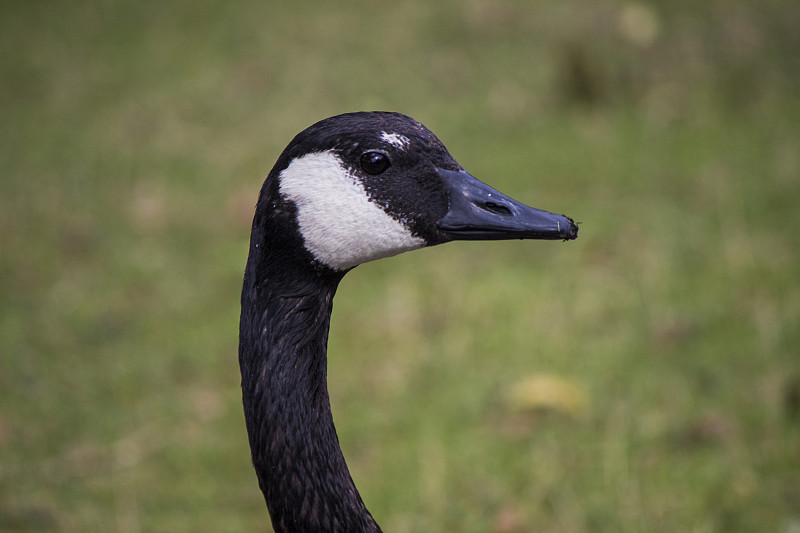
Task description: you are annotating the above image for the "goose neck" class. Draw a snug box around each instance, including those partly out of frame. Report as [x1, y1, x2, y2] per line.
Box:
[239, 258, 381, 532]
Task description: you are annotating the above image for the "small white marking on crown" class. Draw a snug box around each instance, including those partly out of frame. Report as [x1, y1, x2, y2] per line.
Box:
[380, 131, 410, 150]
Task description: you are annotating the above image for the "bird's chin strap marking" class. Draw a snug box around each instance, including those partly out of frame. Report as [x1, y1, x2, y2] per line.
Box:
[278, 151, 424, 271]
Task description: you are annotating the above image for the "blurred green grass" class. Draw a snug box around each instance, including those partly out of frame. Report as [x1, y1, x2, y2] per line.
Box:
[1, 1, 799, 531]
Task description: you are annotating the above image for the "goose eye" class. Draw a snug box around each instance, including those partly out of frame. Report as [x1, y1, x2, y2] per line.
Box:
[360, 151, 391, 175]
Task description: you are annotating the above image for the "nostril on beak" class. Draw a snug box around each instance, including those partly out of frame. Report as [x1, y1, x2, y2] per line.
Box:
[483, 201, 512, 216]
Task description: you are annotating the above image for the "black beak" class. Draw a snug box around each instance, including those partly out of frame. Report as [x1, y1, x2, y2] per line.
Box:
[435, 169, 578, 241]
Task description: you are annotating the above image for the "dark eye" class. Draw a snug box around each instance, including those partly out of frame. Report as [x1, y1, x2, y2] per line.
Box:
[360, 151, 391, 175]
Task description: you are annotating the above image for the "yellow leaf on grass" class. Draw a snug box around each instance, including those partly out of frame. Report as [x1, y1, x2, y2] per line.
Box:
[507, 374, 590, 418]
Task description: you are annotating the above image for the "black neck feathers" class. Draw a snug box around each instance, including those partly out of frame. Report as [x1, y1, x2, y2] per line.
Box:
[239, 214, 381, 533]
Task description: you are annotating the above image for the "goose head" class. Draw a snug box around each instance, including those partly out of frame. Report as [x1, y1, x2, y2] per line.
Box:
[252, 111, 577, 273]
[241, 111, 578, 532]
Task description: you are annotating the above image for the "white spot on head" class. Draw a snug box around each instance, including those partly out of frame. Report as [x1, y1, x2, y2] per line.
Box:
[380, 131, 410, 150]
[278, 151, 425, 271]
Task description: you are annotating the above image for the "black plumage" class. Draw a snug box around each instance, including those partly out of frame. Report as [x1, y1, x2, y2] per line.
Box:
[239, 112, 577, 532]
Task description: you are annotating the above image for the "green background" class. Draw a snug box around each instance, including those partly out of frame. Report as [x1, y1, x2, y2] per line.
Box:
[2, 1, 798, 531]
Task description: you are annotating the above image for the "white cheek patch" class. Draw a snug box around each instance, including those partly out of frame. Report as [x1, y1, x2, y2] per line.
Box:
[278, 151, 425, 271]
[380, 131, 410, 150]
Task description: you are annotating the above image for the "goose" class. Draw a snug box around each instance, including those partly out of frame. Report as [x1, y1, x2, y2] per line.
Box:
[239, 111, 578, 532]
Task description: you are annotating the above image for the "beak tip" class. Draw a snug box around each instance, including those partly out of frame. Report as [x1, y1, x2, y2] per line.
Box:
[561, 215, 579, 240]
